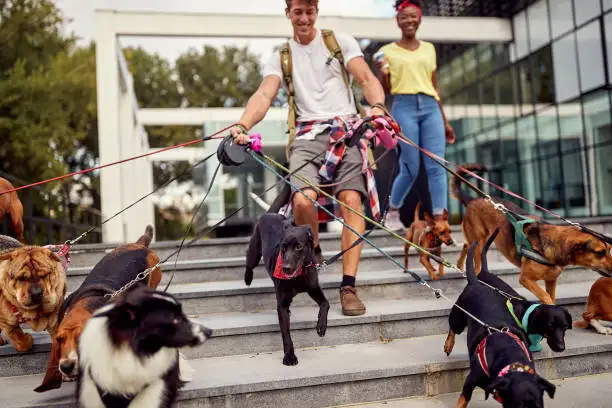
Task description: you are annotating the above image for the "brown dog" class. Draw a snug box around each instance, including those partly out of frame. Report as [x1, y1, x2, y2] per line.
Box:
[0, 177, 24, 243]
[574, 277, 612, 335]
[0, 241, 66, 351]
[404, 202, 454, 280]
[35, 225, 162, 392]
[453, 164, 612, 305]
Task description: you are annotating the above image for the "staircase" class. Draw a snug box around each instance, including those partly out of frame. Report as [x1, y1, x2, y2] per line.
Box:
[2, 220, 612, 407]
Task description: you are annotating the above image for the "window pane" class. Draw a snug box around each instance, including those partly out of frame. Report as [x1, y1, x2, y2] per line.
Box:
[536, 109, 562, 209]
[605, 0, 612, 11]
[576, 21, 606, 93]
[530, 46, 555, 104]
[574, 0, 601, 26]
[552, 34, 580, 102]
[513, 11, 529, 60]
[606, 13, 612, 83]
[550, 0, 574, 39]
[528, 0, 550, 51]
[584, 91, 612, 214]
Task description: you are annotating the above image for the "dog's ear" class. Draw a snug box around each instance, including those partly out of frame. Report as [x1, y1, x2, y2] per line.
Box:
[563, 308, 573, 330]
[34, 334, 63, 392]
[96, 303, 138, 327]
[440, 209, 449, 220]
[484, 377, 510, 400]
[424, 212, 434, 224]
[536, 375, 556, 399]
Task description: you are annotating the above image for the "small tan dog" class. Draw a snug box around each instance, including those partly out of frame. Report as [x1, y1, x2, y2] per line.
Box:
[0, 177, 24, 243]
[0, 236, 66, 351]
[404, 202, 454, 280]
[574, 277, 612, 335]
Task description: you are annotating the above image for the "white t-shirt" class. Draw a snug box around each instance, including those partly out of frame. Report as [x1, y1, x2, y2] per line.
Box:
[263, 29, 364, 122]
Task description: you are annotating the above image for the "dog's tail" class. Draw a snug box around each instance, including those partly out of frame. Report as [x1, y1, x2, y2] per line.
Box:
[136, 225, 154, 247]
[479, 227, 500, 274]
[268, 179, 292, 214]
[413, 201, 422, 221]
[451, 163, 487, 206]
[465, 240, 480, 286]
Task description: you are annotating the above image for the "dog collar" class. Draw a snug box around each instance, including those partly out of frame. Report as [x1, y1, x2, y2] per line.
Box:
[492, 363, 535, 404]
[272, 253, 313, 280]
[522, 304, 544, 352]
[8, 303, 39, 325]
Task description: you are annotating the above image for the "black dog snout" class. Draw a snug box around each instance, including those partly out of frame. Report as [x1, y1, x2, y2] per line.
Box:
[29, 284, 43, 302]
[60, 361, 75, 375]
[203, 327, 213, 339]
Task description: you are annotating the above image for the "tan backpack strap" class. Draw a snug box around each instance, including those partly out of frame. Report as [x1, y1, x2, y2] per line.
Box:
[321, 29, 366, 118]
[280, 42, 297, 160]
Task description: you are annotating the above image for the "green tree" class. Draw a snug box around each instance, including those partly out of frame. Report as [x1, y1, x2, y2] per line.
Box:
[176, 45, 262, 108]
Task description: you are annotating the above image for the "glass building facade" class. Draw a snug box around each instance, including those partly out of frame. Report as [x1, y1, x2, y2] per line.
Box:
[434, 0, 612, 220]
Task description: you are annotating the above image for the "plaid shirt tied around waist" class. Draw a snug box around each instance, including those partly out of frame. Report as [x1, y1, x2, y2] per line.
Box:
[284, 115, 381, 223]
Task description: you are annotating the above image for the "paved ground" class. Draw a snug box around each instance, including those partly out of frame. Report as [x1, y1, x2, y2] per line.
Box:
[332, 372, 612, 407]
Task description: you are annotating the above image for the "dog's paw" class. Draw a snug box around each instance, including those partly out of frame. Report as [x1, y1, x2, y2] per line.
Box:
[13, 333, 34, 352]
[444, 337, 455, 356]
[316, 322, 327, 337]
[596, 326, 612, 335]
[430, 274, 440, 281]
[282, 352, 298, 366]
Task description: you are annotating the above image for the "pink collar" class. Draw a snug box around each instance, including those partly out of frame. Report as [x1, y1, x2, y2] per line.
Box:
[272, 253, 313, 280]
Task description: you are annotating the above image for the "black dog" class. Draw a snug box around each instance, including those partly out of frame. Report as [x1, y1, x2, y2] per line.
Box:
[476, 232, 572, 353]
[76, 286, 212, 408]
[445, 231, 556, 408]
[245, 213, 329, 366]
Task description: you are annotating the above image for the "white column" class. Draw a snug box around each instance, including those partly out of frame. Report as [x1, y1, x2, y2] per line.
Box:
[95, 11, 124, 243]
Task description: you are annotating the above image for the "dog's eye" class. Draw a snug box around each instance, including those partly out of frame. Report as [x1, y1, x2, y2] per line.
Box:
[56, 336, 64, 344]
[296, 244, 303, 251]
[173, 318, 180, 325]
[596, 250, 606, 257]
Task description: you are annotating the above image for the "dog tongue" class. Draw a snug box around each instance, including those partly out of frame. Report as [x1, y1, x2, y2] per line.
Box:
[273, 253, 303, 280]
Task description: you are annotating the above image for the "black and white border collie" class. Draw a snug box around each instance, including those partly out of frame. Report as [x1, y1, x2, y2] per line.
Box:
[76, 286, 211, 408]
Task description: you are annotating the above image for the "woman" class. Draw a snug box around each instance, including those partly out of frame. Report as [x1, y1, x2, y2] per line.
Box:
[374, 0, 455, 231]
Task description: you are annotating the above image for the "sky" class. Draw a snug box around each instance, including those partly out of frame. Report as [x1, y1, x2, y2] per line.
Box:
[55, 0, 396, 65]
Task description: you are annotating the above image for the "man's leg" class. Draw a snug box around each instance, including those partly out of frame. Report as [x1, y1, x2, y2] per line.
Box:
[337, 189, 367, 316]
[292, 189, 319, 247]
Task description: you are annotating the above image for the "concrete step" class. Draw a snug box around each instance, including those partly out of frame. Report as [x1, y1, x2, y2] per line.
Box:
[0, 280, 595, 377]
[64, 244, 498, 290]
[330, 372, 612, 407]
[166, 265, 595, 315]
[4, 330, 612, 408]
[64, 229, 413, 268]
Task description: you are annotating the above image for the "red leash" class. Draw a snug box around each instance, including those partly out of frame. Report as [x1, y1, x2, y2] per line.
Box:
[0, 125, 234, 196]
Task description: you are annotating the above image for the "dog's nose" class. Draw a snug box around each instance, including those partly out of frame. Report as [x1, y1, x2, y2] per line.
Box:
[29, 284, 43, 302]
[203, 327, 213, 339]
[59, 360, 76, 375]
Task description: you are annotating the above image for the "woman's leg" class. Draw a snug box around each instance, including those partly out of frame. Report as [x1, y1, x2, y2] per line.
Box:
[420, 98, 447, 215]
[385, 96, 420, 230]
[389, 98, 421, 209]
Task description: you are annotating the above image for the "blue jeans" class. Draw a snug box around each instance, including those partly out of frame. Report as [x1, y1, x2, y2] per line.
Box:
[389, 94, 447, 214]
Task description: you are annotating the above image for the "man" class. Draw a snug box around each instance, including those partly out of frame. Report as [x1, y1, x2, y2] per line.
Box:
[231, 0, 387, 316]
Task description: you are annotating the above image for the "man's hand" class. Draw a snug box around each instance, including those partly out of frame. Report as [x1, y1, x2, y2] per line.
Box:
[445, 123, 456, 144]
[230, 125, 250, 145]
[370, 106, 386, 117]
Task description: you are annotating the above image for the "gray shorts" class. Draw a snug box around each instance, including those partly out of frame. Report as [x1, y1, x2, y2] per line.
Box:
[288, 132, 367, 198]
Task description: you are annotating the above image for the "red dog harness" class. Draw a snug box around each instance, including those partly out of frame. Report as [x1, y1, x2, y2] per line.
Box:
[272, 253, 314, 280]
[476, 331, 534, 404]
[8, 303, 40, 325]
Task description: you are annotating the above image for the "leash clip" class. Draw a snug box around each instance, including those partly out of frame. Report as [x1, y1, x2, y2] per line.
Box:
[433, 289, 442, 299]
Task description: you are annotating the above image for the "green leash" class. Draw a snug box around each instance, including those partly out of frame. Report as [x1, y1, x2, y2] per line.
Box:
[506, 300, 543, 352]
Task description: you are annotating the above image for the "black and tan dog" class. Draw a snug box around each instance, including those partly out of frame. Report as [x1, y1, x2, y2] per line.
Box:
[453, 164, 612, 305]
[445, 228, 572, 356]
[445, 232, 556, 408]
[35, 225, 162, 392]
[245, 213, 329, 366]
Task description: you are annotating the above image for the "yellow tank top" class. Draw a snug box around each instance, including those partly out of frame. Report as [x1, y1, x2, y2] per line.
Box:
[378, 41, 439, 100]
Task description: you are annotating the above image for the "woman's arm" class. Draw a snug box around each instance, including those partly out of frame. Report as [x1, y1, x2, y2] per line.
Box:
[432, 71, 455, 144]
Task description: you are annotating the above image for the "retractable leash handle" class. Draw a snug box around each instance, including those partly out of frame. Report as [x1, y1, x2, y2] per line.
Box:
[344, 115, 399, 149]
[217, 132, 263, 166]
